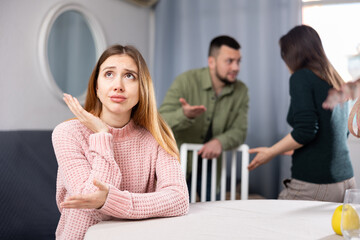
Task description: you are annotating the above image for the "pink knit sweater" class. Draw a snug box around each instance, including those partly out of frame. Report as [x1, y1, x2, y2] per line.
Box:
[52, 119, 189, 240]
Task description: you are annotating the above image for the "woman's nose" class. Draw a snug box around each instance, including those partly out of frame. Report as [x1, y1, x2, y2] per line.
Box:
[113, 78, 124, 92]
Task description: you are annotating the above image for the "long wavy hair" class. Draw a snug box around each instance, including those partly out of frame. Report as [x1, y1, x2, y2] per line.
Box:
[84, 44, 179, 160]
[279, 25, 344, 90]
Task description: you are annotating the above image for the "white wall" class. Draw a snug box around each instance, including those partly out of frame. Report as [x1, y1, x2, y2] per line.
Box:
[0, 0, 152, 130]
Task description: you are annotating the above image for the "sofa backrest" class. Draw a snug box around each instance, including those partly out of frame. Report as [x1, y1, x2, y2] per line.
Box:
[0, 130, 60, 240]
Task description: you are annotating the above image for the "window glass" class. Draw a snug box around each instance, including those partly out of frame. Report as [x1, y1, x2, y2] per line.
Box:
[302, 1, 360, 81]
[48, 10, 96, 97]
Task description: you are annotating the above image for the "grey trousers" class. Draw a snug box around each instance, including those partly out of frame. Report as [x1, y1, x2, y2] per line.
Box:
[278, 177, 356, 203]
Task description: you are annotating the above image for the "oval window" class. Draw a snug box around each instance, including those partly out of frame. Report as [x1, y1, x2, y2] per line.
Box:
[39, 3, 106, 103]
[48, 10, 95, 97]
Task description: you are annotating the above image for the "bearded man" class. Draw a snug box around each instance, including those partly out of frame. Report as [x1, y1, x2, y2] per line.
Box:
[159, 35, 249, 200]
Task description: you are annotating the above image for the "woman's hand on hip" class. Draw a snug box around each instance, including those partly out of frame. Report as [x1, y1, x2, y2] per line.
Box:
[63, 93, 108, 133]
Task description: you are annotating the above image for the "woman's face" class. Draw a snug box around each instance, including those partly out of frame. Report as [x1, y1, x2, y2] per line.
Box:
[96, 54, 139, 123]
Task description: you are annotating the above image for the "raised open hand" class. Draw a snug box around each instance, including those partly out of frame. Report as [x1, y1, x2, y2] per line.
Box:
[63, 93, 108, 133]
[179, 98, 206, 119]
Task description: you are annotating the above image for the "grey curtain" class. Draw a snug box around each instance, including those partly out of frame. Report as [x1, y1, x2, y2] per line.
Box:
[153, 0, 301, 198]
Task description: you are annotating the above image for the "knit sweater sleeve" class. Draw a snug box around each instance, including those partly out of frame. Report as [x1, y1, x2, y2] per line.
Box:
[99, 145, 189, 219]
[289, 69, 319, 144]
[52, 122, 122, 197]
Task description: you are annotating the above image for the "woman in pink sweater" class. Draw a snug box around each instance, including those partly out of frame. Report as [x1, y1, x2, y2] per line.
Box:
[52, 45, 189, 240]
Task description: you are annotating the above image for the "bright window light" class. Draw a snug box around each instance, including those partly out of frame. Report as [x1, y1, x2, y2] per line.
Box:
[302, 1, 360, 81]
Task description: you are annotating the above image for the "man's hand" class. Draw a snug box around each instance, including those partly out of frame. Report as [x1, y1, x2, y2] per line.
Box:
[179, 98, 206, 119]
[198, 139, 222, 159]
[60, 179, 110, 209]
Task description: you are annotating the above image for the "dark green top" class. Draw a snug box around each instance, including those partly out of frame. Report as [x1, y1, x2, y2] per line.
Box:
[287, 68, 353, 184]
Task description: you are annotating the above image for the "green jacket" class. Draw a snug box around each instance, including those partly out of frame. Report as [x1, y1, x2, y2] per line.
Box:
[159, 67, 249, 151]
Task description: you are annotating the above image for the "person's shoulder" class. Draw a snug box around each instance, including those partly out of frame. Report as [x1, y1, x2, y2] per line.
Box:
[54, 118, 81, 131]
[52, 119, 89, 138]
[292, 68, 318, 80]
[290, 68, 318, 86]
[172, 67, 209, 91]
[176, 67, 208, 80]
[292, 68, 328, 90]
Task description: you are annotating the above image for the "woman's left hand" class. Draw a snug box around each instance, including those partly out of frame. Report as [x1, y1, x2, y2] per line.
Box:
[60, 179, 110, 209]
[63, 93, 108, 133]
[247, 147, 275, 171]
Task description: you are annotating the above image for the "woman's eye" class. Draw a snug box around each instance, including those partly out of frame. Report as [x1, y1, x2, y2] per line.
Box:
[125, 73, 135, 79]
[105, 72, 113, 78]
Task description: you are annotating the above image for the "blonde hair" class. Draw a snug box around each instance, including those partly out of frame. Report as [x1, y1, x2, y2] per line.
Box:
[84, 45, 179, 160]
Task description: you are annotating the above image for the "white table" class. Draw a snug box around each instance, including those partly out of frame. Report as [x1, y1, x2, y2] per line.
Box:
[85, 200, 344, 240]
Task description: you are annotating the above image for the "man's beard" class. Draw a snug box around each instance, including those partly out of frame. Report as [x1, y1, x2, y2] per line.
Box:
[216, 71, 235, 85]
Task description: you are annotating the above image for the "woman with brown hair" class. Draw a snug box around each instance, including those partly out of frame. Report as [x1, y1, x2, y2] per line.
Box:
[248, 25, 355, 202]
[52, 44, 189, 240]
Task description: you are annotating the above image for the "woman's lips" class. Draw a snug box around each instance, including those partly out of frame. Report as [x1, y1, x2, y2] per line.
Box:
[110, 95, 126, 103]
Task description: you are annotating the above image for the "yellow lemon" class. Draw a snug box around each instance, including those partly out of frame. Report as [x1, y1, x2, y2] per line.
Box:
[342, 204, 360, 231]
[332, 204, 360, 236]
[332, 205, 343, 235]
